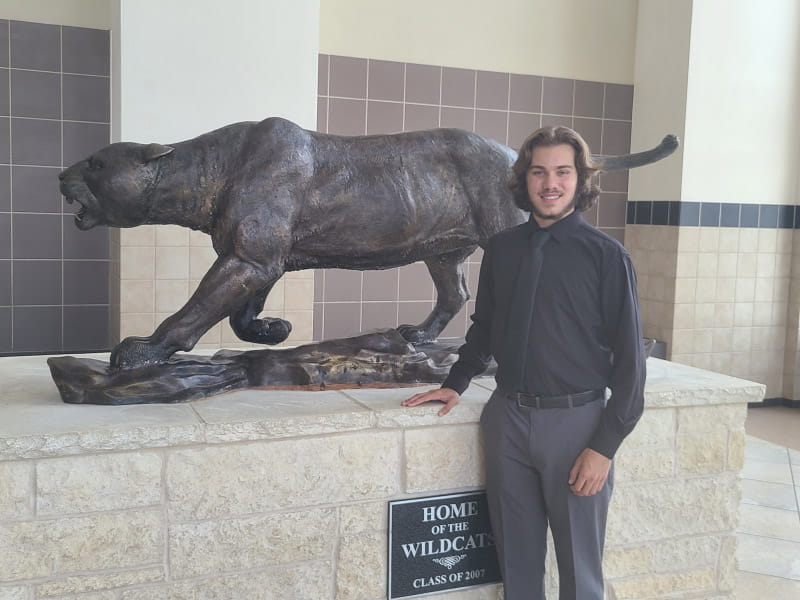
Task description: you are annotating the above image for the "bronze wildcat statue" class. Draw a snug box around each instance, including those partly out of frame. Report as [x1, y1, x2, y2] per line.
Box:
[59, 117, 677, 370]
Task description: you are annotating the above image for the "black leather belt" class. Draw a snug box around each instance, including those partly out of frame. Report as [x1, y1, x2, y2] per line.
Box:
[500, 388, 604, 409]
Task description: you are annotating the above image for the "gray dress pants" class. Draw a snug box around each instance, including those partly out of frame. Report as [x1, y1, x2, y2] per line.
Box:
[480, 389, 613, 600]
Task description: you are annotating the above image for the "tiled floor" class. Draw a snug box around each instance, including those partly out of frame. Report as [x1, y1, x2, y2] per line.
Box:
[737, 406, 800, 598]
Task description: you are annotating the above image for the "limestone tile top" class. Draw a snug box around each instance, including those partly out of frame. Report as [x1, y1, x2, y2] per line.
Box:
[0, 354, 763, 461]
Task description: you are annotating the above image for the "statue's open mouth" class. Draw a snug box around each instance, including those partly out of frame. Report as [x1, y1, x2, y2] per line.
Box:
[62, 193, 97, 230]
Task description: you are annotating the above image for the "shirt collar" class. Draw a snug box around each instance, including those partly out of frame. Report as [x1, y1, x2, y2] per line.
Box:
[527, 210, 583, 242]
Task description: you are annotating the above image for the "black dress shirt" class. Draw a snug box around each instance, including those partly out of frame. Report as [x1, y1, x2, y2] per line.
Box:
[442, 210, 645, 458]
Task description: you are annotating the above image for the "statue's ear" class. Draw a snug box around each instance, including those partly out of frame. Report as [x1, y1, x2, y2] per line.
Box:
[142, 143, 175, 163]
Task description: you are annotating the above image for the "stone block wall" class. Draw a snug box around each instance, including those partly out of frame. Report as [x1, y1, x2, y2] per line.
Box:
[0, 356, 762, 600]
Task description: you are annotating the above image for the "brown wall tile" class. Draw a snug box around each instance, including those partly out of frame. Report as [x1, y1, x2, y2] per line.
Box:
[368, 59, 404, 101]
[509, 74, 542, 113]
[324, 268, 362, 302]
[574, 80, 604, 118]
[475, 110, 508, 145]
[366, 100, 403, 134]
[361, 301, 398, 330]
[317, 54, 329, 96]
[329, 55, 367, 98]
[476, 70, 509, 110]
[441, 67, 475, 108]
[440, 106, 474, 130]
[405, 63, 441, 105]
[362, 269, 399, 301]
[404, 103, 439, 131]
[573, 117, 602, 152]
[542, 76, 574, 115]
[327, 98, 366, 135]
[604, 83, 634, 120]
[508, 112, 541, 149]
[601, 120, 632, 156]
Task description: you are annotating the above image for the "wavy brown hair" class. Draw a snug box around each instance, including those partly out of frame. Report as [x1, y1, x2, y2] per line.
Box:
[509, 126, 601, 213]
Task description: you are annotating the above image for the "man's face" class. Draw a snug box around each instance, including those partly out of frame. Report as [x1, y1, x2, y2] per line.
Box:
[525, 143, 578, 227]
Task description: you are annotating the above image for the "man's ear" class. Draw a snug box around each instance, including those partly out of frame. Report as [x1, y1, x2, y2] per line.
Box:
[142, 143, 175, 163]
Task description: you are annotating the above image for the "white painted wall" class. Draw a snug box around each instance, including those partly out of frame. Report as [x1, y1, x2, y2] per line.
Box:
[681, 0, 800, 206]
[0, 0, 111, 28]
[628, 0, 691, 203]
[319, 0, 639, 84]
[113, 0, 319, 144]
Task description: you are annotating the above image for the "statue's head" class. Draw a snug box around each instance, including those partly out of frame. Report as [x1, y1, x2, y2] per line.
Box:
[59, 142, 174, 230]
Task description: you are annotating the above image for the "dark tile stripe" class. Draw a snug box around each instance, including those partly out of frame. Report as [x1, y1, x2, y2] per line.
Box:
[627, 201, 800, 228]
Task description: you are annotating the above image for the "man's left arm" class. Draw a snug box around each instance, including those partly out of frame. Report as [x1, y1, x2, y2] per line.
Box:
[570, 250, 646, 496]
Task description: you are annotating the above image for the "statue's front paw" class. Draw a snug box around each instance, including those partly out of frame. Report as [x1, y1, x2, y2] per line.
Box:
[397, 324, 436, 345]
[110, 336, 172, 370]
[237, 317, 292, 344]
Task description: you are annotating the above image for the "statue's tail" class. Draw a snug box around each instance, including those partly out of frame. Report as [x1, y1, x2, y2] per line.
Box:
[592, 134, 679, 171]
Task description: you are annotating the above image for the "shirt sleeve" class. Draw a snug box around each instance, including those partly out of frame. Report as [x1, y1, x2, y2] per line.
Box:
[441, 239, 496, 394]
[588, 249, 646, 458]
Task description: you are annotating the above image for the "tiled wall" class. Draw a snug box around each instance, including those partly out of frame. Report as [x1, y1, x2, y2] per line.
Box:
[0, 20, 110, 356]
[314, 54, 634, 341]
[627, 220, 795, 400]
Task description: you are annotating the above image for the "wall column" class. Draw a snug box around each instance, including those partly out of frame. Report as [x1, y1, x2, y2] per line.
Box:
[627, 0, 800, 401]
[111, 0, 320, 349]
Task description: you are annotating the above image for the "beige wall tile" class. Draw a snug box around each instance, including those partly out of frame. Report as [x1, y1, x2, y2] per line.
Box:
[693, 303, 714, 325]
[673, 304, 695, 329]
[155, 246, 189, 279]
[772, 302, 788, 326]
[754, 279, 775, 302]
[670, 330, 694, 355]
[718, 229, 739, 252]
[716, 253, 737, 278]
[712, 328, 733, 353]
[121, 280, 155, 314]
[734, 278, 756, 302]
[155, 225, 189, 247]
[756, 253, 776, 278]
[284, 270, 315, 280]
[752, 303, 774, 327]
[732, 328, 752, 352]
[284, 280, 314, 310]
[121, 246, 155, 280]
[189, 229, 208, 247]
[196, 323, 222, 347]
[692, 329, 713, 354]
[736, 253, 757, 278]
[189, 245, 217, 279]
[776, 229, 793, 254]
[120, 313, 155, 339]
[675, 252, 698, 278]
[757, 229, 778, 253]
[155, 280, 189, 313]
[263, 279, 286, 312]
[284, 309, 314, 342]
[121, 225, 156, 247]
[738, 229, 758, 253]
[695, 278, 716, 303]
[733, 303, 754, 327]
[714, 303, 734, 327]
[711, 352, 732, 374]
[678, 226, 699, 251]
[715, 278, 736, 302]
[698, 227, 719, 252]
[696, 253, 718, 278]
[674, 278, 696, 303]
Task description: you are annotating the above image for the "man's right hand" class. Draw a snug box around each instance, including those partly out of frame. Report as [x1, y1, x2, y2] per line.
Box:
[401, 387, 461, 416]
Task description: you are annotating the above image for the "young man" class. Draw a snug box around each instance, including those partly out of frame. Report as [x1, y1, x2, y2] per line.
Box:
[402, 127, 646, 600]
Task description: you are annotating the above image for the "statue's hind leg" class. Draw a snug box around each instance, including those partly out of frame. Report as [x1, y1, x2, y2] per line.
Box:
[229, 283, 292, 344]
[397, 247, 475, 345]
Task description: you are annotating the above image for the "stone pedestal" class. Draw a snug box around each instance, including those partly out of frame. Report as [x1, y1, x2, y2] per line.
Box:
[0, 355, 763, 599]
